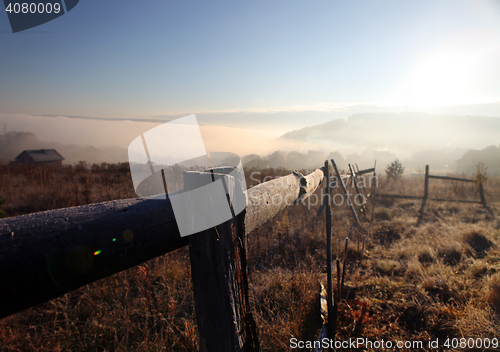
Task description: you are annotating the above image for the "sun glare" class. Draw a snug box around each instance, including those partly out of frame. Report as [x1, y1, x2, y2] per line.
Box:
[404, 51, 477, 107]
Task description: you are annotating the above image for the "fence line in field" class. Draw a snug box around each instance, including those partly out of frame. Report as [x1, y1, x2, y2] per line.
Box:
[369, 165, 491, 221]
[1, 160, 493, 351]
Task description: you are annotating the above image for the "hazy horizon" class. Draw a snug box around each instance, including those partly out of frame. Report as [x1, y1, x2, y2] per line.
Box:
[1, 111, 500, 167]
[2, 1, 500, 164]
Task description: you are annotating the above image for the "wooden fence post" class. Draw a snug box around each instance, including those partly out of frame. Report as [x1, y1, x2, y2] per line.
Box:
[331, 159, 361, 227]
[323, 161, 334, 344]
[354, 164, 370, 208]
[184, 170, 259, 352]
[349, 164, 367, 216]
[478, 182, 487, 208]
[370, 160, 377, 223]
[418, 165, 429, 219]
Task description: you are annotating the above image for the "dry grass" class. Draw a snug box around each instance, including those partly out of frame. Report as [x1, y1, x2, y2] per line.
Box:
[1, 163, 500, 351]
[0, 162, 136, 217]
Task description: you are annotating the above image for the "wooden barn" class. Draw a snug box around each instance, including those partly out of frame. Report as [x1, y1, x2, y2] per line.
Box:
[12, 149, 64, 166]
[456, 145, 500, 176]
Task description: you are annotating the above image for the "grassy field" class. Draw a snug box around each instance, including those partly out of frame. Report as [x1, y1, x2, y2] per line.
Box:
[0, 162, 499, 351]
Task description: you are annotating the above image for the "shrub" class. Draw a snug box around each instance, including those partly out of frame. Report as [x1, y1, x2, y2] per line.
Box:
[385, 159, 405, 181]
[474, 162, 488, 184]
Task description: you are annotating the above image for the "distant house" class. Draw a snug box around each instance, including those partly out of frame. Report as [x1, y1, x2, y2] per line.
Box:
[12, 149, 64, 166]
[456, 145, 500, 176]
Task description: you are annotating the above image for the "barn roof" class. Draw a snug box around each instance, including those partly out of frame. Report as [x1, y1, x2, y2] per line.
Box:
[15, 149, 64, 162]
[456, 145, 500, 163]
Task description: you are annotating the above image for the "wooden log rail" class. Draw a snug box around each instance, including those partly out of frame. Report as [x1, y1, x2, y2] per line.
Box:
[428, 175, 474, 183]
[377, 193, 423, 200]
[0, 196, 188, 319]
[0, 167, 324, 320]
[245, 168, 324, 232]
[354, 167, 375, 176]
[377, 193, 483, 204]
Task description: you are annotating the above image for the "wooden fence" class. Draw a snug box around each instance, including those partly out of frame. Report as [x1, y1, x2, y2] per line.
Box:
[373, 164, 490, 219]
[2, 161, 488, 351]
[0, 166, 324, 351]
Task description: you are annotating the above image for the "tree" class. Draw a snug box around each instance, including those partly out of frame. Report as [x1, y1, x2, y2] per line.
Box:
[386, 159, 405, 181]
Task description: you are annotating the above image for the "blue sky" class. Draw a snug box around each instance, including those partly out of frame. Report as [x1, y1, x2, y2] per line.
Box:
[1, 0, 500, 142]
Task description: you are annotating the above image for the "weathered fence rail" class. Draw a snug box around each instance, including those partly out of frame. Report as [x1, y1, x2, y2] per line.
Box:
[0, 166, 324, 351]
[428, 174, 474, 183]
[377, 193, 484, 203]
[377, 194, 422, 200]
[0, 196, 187, 319]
